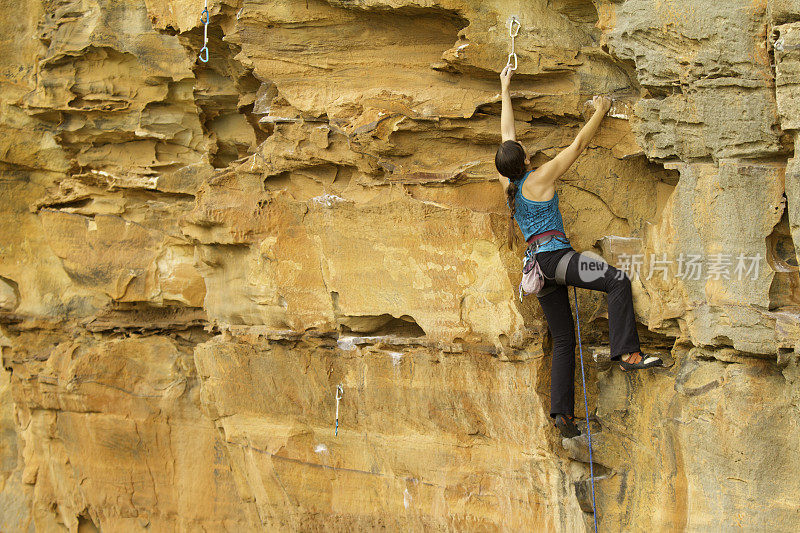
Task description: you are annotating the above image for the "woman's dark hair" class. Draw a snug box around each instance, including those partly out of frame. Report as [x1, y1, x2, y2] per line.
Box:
[495, 140, 527, 250]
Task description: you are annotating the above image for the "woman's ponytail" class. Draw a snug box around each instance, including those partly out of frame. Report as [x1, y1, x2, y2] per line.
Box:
[495, 140, 528, 252]
[506, 181, 520, 251]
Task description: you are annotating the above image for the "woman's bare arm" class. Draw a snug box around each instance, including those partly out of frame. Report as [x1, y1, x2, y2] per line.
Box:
[500, 66, 516, 143]
[498, 65, 515, 192]
[533, 96, 612, 185]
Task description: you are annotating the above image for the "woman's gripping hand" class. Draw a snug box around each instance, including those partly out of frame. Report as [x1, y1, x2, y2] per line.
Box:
[590, 95, 612, 114]
[500, 65, 513, 91]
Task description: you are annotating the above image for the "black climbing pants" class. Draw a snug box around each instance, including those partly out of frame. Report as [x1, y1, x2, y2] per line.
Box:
[534, 247, 641, 419]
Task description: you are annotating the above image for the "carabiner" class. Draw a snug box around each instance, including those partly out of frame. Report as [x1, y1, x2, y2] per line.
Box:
[509, 16, 520, 38]
[507, 52, 518, 71]
[334, 384, 344, 436]
[199, 46, 209, 63]
[201, 7, 209, 25]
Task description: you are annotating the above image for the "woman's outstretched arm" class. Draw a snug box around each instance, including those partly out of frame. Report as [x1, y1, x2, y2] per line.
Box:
[533, 96, 612, 186]
[500, 65, 515, 142]
[498, 65, 516, 192]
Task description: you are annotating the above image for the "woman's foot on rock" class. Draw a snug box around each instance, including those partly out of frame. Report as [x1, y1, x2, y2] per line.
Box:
[619, 351, 663, 371]
[554, 413, 581, 438]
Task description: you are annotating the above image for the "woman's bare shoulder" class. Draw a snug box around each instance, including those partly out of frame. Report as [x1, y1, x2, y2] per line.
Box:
[521, 169, 556, 202]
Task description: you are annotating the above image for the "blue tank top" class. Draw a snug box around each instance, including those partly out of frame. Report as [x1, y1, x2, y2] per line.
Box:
[508, 170, 571, 254]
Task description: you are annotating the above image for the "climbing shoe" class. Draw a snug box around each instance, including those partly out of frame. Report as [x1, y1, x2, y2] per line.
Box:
[554, 414, 581, 438]
[618, 351, 663, 372]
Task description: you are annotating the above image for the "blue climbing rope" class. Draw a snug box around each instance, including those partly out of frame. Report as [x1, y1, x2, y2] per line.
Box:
[573, 285, 598, 532]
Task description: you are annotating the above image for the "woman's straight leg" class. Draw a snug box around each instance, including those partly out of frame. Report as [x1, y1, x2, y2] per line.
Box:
[536, 284, 576, 418]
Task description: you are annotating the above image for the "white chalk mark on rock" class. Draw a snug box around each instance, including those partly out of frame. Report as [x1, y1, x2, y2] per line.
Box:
[337, 336, 357, 351]
[310, 193, 349, 208]
[387, 351, 404, 366]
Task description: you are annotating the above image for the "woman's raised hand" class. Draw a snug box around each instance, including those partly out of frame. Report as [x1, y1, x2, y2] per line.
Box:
[590, 95, 613, 114]
[500, 65, 513, 90]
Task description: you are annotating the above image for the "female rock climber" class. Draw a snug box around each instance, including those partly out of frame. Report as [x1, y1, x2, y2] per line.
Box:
[495, 65, 663, 439]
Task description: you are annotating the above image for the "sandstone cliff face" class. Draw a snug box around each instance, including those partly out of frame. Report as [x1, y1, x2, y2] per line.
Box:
[0, 0, 798, 531]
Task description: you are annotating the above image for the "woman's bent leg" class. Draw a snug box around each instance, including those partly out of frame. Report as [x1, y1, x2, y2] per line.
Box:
[561, 252, 642, 361]
[536, 284, 576, 418]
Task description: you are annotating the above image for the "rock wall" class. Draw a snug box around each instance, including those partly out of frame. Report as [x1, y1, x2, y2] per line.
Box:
[0, 0, 798, 531]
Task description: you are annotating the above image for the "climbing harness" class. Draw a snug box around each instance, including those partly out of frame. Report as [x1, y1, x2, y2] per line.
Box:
[199, 0, 210, 63]
[506, 16, 520, 71]
[518, 230, 570, 302]
[335, 384, 343, 436]
[527, 246, 575, 300]
[574, 285, 598, 532]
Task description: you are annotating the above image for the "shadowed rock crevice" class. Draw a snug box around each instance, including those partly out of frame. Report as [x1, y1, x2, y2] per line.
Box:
[180, 16, 270, 168]
[0, 277, 21, 314]
[339, 313, 426, 337]
[549, 0, 599, 25]
[768, 193, 800, 310]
